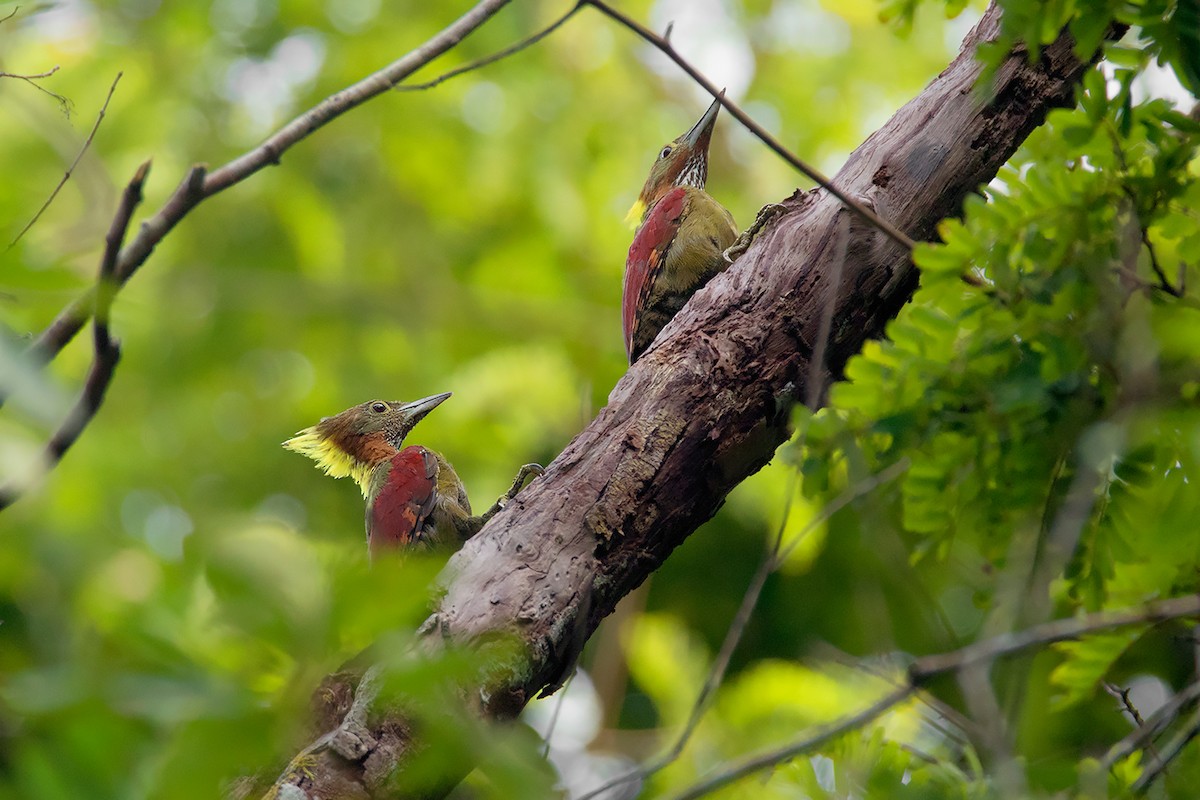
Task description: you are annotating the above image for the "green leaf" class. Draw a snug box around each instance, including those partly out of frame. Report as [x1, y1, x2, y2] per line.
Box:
[1050, 629, 1142, 709]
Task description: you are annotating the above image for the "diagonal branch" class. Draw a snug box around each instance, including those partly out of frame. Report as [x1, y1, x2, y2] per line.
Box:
[1, 1, 518, 506]
[577, 458, 910, 800]
[1104, 680, 1200, 771]
[20, 0, 515, 371]
[273, 4, 1126, 797]
[0, 159, 149, 510]
[8, 72, 121, 250]
[668, 594, 1200, 800]
[0, 64, 72, 116]
[582, 0, 916, 252]
[397, 1, 584, 92]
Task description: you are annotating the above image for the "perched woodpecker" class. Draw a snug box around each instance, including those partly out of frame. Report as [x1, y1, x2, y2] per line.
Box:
[623, 96, 738, 364]
[283, 392, 541, 559]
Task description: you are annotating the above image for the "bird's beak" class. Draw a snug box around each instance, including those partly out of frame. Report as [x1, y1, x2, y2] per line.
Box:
[399, 391, 452, 424]
[682, 93, 723, 152]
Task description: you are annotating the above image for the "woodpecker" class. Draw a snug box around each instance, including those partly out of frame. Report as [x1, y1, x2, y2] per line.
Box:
[283, 392, 541, 559]
[623, 96, 738, 364]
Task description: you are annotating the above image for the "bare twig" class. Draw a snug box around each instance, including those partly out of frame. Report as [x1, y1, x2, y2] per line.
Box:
[0, 64, 72, 115]
[0, 7, 19, 24]
[666, 594, 1200, 800]
[577, 494, 792, 800]
[577, 458, 908, 800]
[579, 203, 859, 800]
[0, 160, 149, 510]
[397, 2, 583, 92]
[0, 66, 57, 80]
[667, 685, 916, 800]
[1106, 682, 1148, 728]
[581, 0, 915, 253]
[1131, 703, 1200, 793]
[913, 596, 1200, 678]
[539, 670, 575, 758]
[1142, 230, 1184, 297]
[8, 72, 121, 250]
[1104, 680, 1200, 770]
[804, 208, 849, 409]
[773, 458, 910, 565]
[19, 0, 514, 371]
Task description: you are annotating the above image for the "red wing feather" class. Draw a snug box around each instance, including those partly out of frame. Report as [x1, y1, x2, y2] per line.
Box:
[623, 187, 687, 361]
[368, 446, 438, 557]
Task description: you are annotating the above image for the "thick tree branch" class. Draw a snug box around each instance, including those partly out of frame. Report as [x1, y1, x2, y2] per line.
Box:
[278, 3, 1128, 797]
[443, 0, 1110, 708]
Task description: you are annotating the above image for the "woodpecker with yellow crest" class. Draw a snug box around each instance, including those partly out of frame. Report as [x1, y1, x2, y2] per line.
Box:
[283, 393, 542, 558]
[623, 96, 738, 364]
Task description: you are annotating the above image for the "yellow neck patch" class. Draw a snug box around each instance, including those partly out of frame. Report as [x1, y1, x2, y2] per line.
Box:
[283, 427, 374, 496]
[625, 198, 646, 228]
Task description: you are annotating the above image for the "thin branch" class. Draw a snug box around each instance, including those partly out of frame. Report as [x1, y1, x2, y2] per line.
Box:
[539, 670, 575, 758]
[577, 458, 908, 800]
[804, 207, 849, 409]
[773, 458, 910, 565]
[0, 7, 18, 24]
[577, 496, 792, 800]
[1104, 680, 1200, 770]
[1142, 230, 1184, 297]
[18, 0, 514, 371]
[8, 72, 121, 250]
[1106, 682, 1148, 729]
[666, 594, 1200, 800]
[0, 160, 149, 510]
[397, 2, 583, 92]
[581, 0, 916, 253]
[0, 66, 57, 79]
[0, 64, 72, 116]
[93, 161, 150, 347]
[911, 596, 1200, 679]
[1131, 703, 1200, 793]
[667, 685, 916, 800]
[578, 209, 858, 800]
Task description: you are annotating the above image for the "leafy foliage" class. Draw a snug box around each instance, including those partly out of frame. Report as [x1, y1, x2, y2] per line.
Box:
[1, 1, 1199, 799]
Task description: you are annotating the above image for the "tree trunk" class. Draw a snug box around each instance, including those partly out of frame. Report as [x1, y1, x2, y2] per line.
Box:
[271, 4, 1114, 797]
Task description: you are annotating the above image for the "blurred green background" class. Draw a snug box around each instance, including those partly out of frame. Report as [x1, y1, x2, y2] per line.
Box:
[3, 0, 1199, 798]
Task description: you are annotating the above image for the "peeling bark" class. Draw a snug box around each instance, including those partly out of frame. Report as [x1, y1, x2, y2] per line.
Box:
[269, 5, 1118, 797]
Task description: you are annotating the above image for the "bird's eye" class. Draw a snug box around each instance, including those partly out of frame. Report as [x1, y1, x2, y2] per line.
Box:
[370, 401, 388, 414]
[659, 146, 672, 160]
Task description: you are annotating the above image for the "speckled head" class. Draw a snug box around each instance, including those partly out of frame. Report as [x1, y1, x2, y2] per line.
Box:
[626, 95, 722, 226]
[283, 392, 451, 490]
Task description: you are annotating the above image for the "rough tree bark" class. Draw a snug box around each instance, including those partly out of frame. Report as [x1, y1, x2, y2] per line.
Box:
[275, 4, 1115, 797]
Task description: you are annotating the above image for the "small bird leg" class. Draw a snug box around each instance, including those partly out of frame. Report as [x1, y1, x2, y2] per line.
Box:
[469, 463, 545, 533]
[723, 202, 788, 263]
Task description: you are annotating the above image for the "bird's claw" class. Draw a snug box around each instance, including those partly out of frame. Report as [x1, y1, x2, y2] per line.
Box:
[723, 202, 788, 263]
[505, 463, 545, 500]
[490, 463, 546, 515]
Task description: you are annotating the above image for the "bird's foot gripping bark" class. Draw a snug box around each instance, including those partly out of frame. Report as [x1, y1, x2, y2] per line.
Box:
[470, 463, 545, 532]
[723, 202, 788, 263]
[503, 463, 544, 503]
